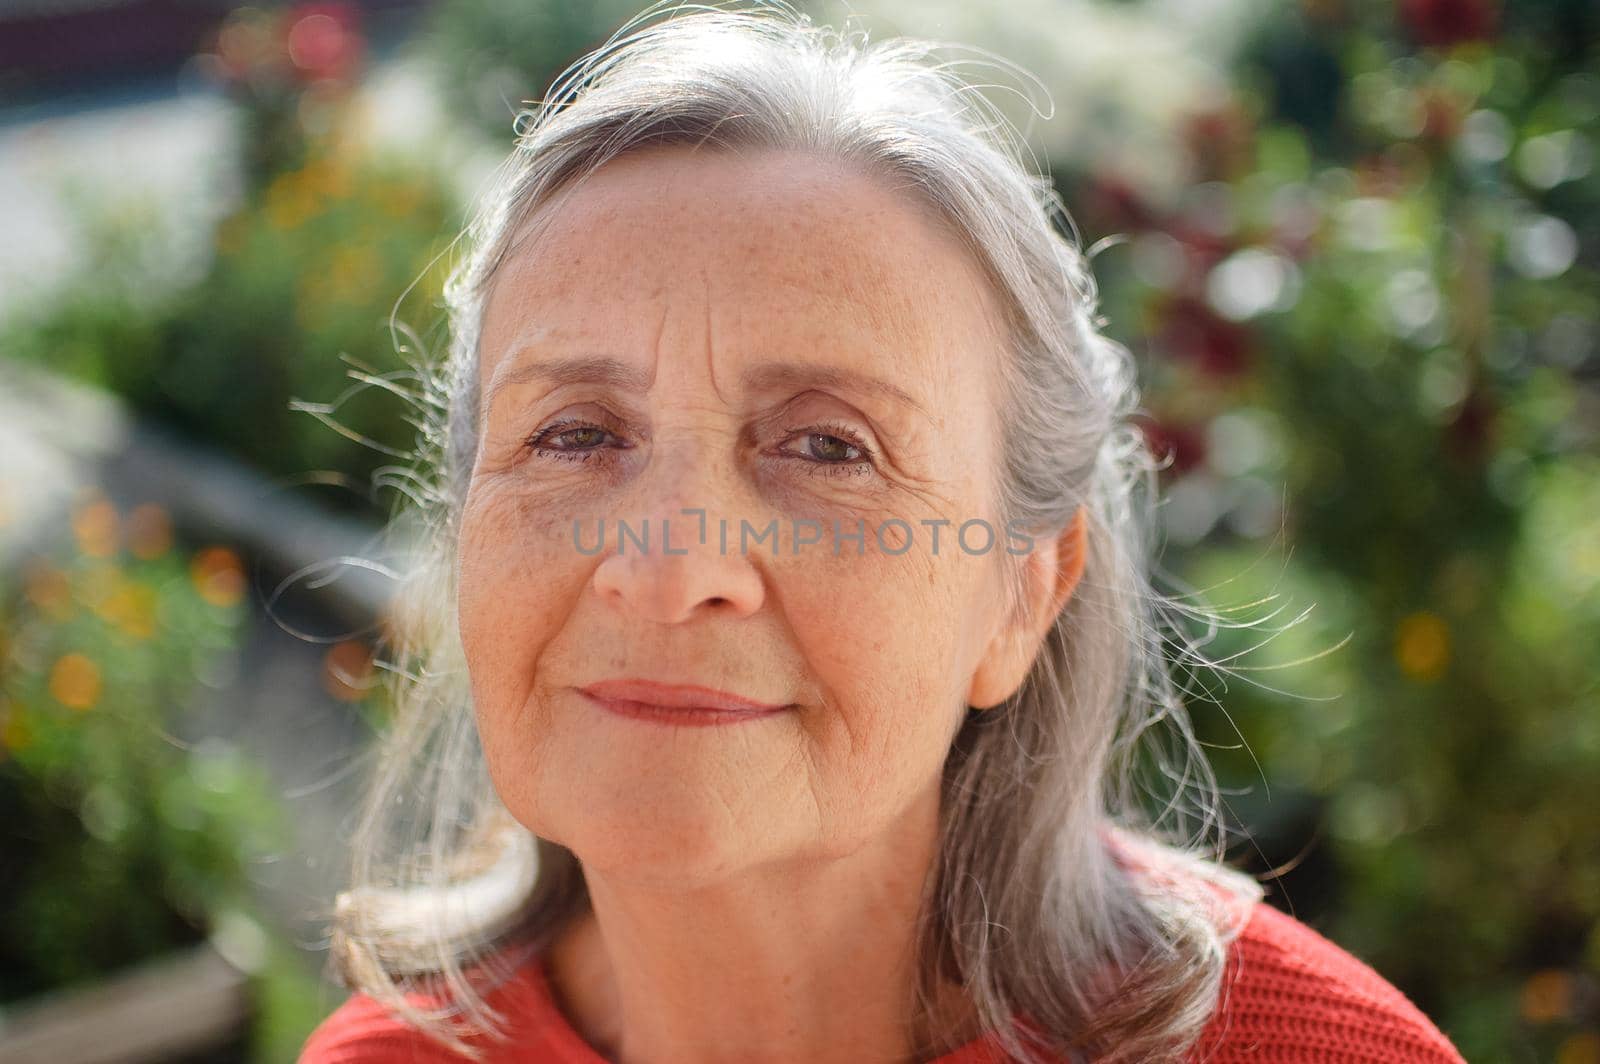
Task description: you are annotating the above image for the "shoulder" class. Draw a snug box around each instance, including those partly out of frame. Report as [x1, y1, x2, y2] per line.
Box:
[298, 953, 594, 1064]
[299, 989, 466, 1063]
[1192, 898, 1467, 1064]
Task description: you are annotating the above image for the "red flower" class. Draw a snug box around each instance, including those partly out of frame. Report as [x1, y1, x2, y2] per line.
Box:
[1137, 416, 1208, 477]
[1083, 170, 1153, 234]
[1166, 220, 1234, 277]
[1156, 293, 1254, 377]
[285, 2, 364, 84]
[1399, 0, 1499, 48]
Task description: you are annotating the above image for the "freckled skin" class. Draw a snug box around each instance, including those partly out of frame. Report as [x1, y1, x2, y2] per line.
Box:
[455, 145, 1086, 1063]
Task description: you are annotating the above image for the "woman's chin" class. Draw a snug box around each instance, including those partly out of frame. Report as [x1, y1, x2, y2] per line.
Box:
[556, 812, 787, 887]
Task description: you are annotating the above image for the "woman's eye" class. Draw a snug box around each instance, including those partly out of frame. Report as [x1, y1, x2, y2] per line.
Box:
[522, 419, 873, 474]
[777, 424, 875, 472]
[525, 421, 620, 461]
[798, 433, 860, 462]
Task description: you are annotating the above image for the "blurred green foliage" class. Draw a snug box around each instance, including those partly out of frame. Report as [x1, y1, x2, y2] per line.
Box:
[0, 146, 456, 516]
[0, 494, 335, 1061]
[0, 5, 419, 1052]
[1072, 2, 1598, 1059]
[0, 494, 280, 999]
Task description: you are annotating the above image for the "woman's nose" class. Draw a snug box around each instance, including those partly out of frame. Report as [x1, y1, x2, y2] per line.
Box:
[588, 442, 767, 623]
[590, 515, 766, 624]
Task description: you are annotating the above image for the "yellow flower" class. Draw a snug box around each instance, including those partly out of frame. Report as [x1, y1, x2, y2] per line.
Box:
[1557, 1032, 1600, 1064]
[296, 158, 328, 195]
[1, 704, 33, 754]
[1520, 968, 1571, 1024]
[190, 545, 246, 607]
[377, 181, 422, 219]
[325, 161, 352, 200]
[300, 154, 352, 202]
[24, 561, 73, 620]
[1394, 610, 1449, 682]
[324, 244, 381, 306]
[78, 559, 125, 614]
[101, 581, 159, 640]
[72, 498, 120, 558]
[49, 652, 102, 711]
[265, 171, 317, 231]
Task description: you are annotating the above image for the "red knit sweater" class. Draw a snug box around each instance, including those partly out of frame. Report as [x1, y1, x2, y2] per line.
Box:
[300, 891, 1467, 1063]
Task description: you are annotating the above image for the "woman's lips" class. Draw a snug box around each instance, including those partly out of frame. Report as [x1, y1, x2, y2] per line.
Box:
[577, 678, 792, 726]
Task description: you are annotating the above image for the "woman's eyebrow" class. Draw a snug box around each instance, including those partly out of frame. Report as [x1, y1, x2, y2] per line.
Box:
[484, 354, 653, 411]
[741, 361, 928, 418]
[484, 353, 929, 418]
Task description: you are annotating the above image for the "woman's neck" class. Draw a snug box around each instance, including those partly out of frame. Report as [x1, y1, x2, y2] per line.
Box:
[540, 789, 988, 1064]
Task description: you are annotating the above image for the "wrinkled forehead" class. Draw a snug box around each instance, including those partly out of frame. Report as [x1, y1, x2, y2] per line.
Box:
[474, 144, 1008, 407]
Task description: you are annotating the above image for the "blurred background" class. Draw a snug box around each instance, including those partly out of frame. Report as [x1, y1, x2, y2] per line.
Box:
[0, 0, 1594, 1060]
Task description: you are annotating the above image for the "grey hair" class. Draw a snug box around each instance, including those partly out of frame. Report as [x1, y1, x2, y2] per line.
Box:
[326, 3, 1276, 1061]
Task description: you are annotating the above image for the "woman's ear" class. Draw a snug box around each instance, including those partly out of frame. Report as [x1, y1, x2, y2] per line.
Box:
[966, 507, 1088, 710]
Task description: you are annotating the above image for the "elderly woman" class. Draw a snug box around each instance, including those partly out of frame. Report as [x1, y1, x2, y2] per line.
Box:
[300, 4, 1466, 1063]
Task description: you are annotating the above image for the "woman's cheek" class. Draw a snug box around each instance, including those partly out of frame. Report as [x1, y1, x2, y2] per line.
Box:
[784, 554, 963, 821]
[783, 507, 981, 716]
[783, 545, 949, 689]
[458, 491, 559, 686]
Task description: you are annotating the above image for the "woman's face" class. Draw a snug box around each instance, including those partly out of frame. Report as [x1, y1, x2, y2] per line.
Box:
[457, 145, 1043, 885]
